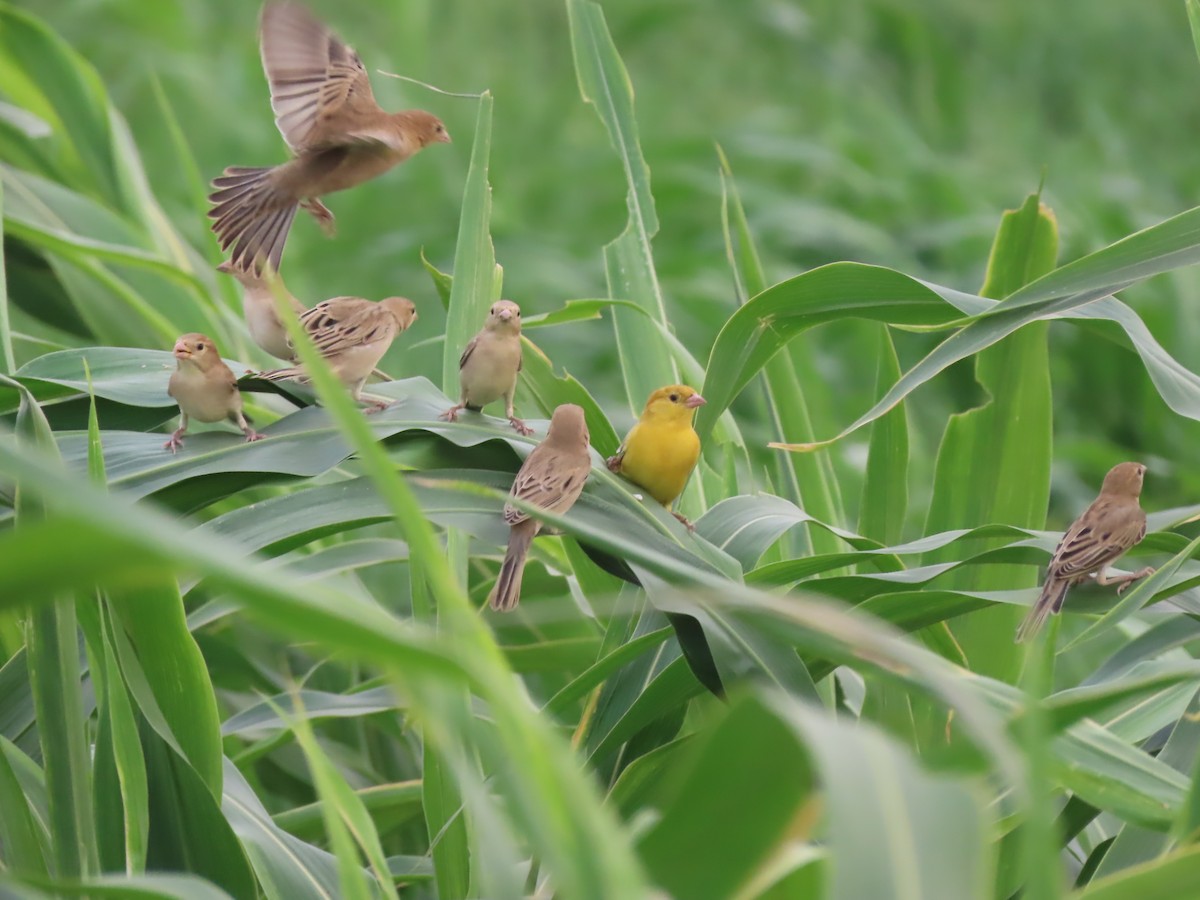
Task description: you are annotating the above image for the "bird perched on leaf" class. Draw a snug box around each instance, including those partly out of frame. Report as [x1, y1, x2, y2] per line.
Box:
[165, 334, 262, 452]
[1016, 461, 1155, 642]
[441, 300, 531, 435]
[607, 385, 705, 529]
[217, 261, 305, 361]
[208, 1, 451, 273]
[490, 404, 592, 612]
[260, 295, 417, 410]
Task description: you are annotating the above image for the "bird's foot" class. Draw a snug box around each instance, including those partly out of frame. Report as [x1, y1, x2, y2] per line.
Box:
[440, 405, 463, 423]
[302, 198, 336, 237]
[1116, 567, 1156, 594]
[508, 416, 534, 436]
[163, 432, 185, 453]
[672, 511, 696, 532]
[244, 430, 264, 443]
[364, 399, 392, 414]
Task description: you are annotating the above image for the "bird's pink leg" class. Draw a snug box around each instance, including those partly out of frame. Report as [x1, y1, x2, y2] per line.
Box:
[164, 416, 188, 453]
[301, 198, 336, 236]
[504, 392, 533, 435]
[1096, 566, 1156, 594]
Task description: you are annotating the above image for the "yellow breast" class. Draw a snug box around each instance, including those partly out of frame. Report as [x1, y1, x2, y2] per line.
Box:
[617, 420, 701, 507]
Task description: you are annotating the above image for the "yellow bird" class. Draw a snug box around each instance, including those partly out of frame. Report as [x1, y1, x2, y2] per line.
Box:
[607, 384, 706, 528]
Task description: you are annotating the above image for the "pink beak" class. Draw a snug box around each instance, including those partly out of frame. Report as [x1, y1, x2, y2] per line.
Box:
[173, 339, 191, 358]
[685, 393, 706, 409]
[499, 309, 512, 322]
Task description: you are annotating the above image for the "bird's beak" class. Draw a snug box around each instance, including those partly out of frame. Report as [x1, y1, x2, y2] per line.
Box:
[439, 131, 452, 144]
[173, 340, 192, 359]
[685, 393, 707, 409]
[499, 309, 512, 322]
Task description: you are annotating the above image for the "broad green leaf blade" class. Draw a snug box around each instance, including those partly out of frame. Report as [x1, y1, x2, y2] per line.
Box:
[0, 872, 236, 899]
[441, 92, 497, 399]
[696, 262, 979, 446]
[0, 175, 12, 374]
[772, 204, 1200, 453]
[768, 691, 989, 900]
[0, 735, 48, 877]
[924, 194, 1057, 680]
[858, 325, 909, 546]
[719, 147, 844, 546]
[1074, 844, 1200, 899]
[566, 0, 678, 410]
[282, 696, 392, 900]
[108, 580, 222, 794]
[636, 692, 816, 900]
[13, 379, 97, 879]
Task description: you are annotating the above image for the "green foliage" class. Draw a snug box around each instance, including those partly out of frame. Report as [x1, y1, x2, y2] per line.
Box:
[5, 1, 1200, 898]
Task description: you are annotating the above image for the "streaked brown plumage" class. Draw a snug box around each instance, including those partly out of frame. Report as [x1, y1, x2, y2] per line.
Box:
[1016, 461, 1154, 642]
[489, 404, 592, 612]
[260, 295, 417, 410]
[441, 300, 531, 435]
[165, 333, 261, 452]
[208, 2, 450, 273]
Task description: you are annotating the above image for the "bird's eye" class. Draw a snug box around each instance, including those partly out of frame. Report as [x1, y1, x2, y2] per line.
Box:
[196, 343, 205, 351]
[515, 310, 521, 317]
[669, 393, 679, 402]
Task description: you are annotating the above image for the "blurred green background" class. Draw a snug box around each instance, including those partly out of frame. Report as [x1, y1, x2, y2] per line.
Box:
[25, 0, 1200, 516]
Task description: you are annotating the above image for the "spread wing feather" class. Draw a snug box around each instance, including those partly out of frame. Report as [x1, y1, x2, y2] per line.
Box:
[294, 297, 397, 359]
[260, 2, 380, 151]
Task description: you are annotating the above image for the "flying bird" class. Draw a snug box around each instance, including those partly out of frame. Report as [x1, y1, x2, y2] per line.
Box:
[208, 1, 450, 273]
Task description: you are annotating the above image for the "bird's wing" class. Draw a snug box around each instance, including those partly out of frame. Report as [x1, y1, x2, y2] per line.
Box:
[298, 297, 396, 359]
[215, 363, 239, 394]
[458, 334, 480, 371]
[1049, 501, 1146, 579]
[503, 448, 588, 525]
[606, 423, 638, 472]
[259, 2, 380, 152]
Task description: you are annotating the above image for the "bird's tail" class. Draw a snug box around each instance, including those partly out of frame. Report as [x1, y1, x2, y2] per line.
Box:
[489, 524, 534, 612]
[208, 165, 297, 275]
[258, 365, 307, 383]
[1015, 578, 1070, 643]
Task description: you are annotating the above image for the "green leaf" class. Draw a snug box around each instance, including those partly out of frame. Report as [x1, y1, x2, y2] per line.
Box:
[719, 146, 845, 547]
[567, 0, 678, 410]
[767, 691, 989, 900]
[282, 694, 397, 900]
[108, 580, 222, 795]
[1074, 844, 1200, 899]
[858, 326, 909, 546]
[636, 692, 817, 900]
[924, 194, 1057, 681]
[0, 735, 48, 877]
[0, 174, 12, 374]
[1, 872, 237, 899]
